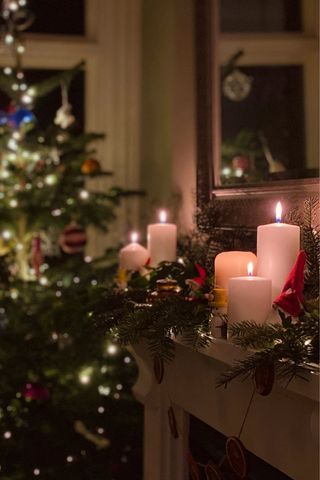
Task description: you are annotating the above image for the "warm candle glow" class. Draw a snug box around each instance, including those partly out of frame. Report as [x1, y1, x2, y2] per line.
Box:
[247, 261, 254, 276]
[130, 231, 139, 243]
[275, 201, 282, 223]
[159, 210, 167, 223]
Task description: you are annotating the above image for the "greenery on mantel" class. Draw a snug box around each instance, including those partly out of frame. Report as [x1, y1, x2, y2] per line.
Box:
[93, 199, 319, 388]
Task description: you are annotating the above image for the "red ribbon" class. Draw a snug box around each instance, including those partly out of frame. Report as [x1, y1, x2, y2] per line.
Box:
[32, 235, 43, 279]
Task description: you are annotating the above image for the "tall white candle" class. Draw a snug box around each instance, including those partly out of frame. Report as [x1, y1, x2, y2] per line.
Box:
[147, 210, 177, 267]
[215, 251, 257, 290]
[228, 262, 272, 325]
[119, 232, 149, 271]
[257, 201, 300, 299]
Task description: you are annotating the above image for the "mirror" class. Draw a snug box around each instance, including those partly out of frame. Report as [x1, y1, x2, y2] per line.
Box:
[195, 0, 319, 197]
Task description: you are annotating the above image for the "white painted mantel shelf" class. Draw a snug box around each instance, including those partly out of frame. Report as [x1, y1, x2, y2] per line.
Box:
[130, 338, 319, 480]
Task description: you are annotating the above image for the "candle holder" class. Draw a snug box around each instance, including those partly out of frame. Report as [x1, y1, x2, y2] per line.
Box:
[147, 278, 181, 303]
[210, 288, 228, 339]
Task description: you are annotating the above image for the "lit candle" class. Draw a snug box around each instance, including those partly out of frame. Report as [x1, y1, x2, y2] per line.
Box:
[214, 251, 257, 291]
[147, 210, 177, 266]
[119, 232, 149, 271]
[228, 262, 272, 325]
[257, 201, 300, 298]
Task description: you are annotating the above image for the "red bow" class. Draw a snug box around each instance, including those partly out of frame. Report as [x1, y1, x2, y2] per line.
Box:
[273, 250, 306, 317]
[191, 263, 206, 287]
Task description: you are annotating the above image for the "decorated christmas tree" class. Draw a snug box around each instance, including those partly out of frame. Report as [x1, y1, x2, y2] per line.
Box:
[0, 1, 142, 478]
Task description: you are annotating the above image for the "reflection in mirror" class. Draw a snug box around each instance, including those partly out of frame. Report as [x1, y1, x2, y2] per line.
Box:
[216, 0, 319, 187]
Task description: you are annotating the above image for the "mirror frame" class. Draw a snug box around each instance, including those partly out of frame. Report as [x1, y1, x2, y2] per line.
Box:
[194, 0, 319, 237]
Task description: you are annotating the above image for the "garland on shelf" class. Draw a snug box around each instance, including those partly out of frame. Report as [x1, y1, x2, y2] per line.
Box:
[92, 199, 319, 388]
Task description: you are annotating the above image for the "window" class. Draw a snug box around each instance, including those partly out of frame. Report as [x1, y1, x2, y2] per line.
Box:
[218, 0, 319, 185]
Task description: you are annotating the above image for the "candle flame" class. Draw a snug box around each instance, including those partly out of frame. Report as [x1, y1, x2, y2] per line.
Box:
[130, 231, 139, 243]
[247, 261, 254, 276]
[159, 210, 167, 223]
[275, 201, 282, 223]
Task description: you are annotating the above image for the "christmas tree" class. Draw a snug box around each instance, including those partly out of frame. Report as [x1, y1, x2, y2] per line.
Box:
[0, 1, 142, 478]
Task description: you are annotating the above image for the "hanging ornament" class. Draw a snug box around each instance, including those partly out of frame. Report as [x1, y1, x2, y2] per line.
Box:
[31, 235, 43, 279]
[81, 157, 101, 175]
[225, 437, 247, 479]
[223, 68, 252, 101]
[254, 361, 275, 396]
[205, 461, 223, 480]
[22, 382, 50, 401]
[59, 223, 87, 254]
[8, 106, 35, 128]
[54, 82, 75, 129]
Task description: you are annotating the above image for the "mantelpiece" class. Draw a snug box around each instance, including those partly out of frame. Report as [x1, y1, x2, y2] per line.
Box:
[131, 339, 319, 480]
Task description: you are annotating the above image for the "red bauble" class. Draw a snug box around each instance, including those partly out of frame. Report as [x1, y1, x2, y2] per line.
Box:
[59, 223, 87, 254]
[22, 383, 50, 401]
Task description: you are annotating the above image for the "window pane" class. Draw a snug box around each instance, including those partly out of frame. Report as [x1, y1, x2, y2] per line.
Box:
[28, 0, 85, 36]
[220, 65, 317, 185]
[220, 0, 302, 32]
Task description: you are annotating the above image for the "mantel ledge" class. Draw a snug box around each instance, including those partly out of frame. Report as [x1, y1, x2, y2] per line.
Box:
[173, 336, 319, 403]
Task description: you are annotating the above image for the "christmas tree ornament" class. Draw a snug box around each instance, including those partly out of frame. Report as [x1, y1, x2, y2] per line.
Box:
[54, 82, 75, 129]
[22, 383, 50, 401]
[205, 461, 223, 480]
[31, 234, 43, 279]
[8, 106, 35, 128]
[223, 68, 252, 101]
[254, 361, 275, 396]
[225, 437, 247, 479]
[59, 223, 87, 254]
[81, 157, 101, 175]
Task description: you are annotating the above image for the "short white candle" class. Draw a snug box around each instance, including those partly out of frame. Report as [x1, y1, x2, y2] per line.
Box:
[228, 262, 272, 325]
[215, 251, 257, 290]
[119, 232, 149, 271]
[147, 210, 177, 267]
[257, 201, 300, 299]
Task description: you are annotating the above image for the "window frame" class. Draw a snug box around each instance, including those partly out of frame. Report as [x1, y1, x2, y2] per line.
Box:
[0, 0, 142, 253]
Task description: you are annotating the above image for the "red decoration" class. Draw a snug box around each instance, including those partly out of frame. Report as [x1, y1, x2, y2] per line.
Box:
[59, 223, 87, 254]
[187, 452, 201, 480]
[254, 361, 275, 396]
[226, 436, 247, 479]
[22, 383, 49, 401]
[273, 250, 306, 317]
[31, 235, 43, 279]
[186, 263, 206, 291]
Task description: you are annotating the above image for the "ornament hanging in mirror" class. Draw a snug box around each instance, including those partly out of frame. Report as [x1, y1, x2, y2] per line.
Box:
[223, 68, 252, 101]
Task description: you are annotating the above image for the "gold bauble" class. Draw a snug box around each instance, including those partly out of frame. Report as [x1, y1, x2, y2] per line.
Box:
[81, 158, 101, 175]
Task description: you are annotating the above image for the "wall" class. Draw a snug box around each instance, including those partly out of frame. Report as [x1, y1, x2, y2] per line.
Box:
[140, 0, 196, 232]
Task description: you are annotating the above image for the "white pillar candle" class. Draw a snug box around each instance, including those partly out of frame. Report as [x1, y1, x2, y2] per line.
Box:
[119, 232, 149, 271]
[228, 262, 272, 325]
[147, 210, 177, 267]
[257, 201, 300, 299]
[214, 251, 257, 290]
